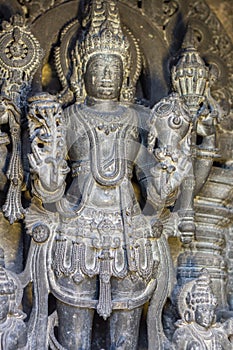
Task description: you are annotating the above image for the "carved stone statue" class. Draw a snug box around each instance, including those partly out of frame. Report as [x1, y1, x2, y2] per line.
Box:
[0, 1, 232, 349]
[172, 269, 233, 349]
[25, 1, 196, 349]
[26, 2, 158, 348]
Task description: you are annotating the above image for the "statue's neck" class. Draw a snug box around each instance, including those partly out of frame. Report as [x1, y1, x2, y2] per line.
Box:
[193, 322, 212, 333]
[85, 96, 120, 113]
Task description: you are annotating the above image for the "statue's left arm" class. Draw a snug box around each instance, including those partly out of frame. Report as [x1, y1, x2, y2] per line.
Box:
[133, 107, 165, 216]
[141, 94, 193, 214]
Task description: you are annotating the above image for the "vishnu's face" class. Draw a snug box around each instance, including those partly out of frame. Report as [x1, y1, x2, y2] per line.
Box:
[194, 304, 215, 328]
[84, 54, 123, 100]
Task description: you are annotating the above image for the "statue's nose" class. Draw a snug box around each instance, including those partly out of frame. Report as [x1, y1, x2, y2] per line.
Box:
[103, 65, 111, 80]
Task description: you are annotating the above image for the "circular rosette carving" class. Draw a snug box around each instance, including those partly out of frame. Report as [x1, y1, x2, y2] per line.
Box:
[0, 15, 43, 79]
[32, 223, 50, 243]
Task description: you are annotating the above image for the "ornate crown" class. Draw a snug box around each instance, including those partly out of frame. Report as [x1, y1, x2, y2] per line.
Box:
[79, 0, 130, 69]
[186, 269, 217, 310]
[55, 0, 141, 103]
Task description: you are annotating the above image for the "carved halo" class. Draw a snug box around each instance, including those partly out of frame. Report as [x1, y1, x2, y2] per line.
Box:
[176, 269, 216, 322]
[177, 278, 196, 321]
[54, 19, 142, 98]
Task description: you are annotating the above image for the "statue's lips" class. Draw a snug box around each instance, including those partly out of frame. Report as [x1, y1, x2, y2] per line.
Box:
[98, 80, 114, 89]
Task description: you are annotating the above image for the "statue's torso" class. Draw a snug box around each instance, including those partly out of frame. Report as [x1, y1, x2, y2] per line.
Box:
[65, 103, 141, 208]
[48, 103, 158, 310]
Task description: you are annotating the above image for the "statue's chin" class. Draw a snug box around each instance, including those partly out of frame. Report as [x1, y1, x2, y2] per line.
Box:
[196, 322, 211, 329]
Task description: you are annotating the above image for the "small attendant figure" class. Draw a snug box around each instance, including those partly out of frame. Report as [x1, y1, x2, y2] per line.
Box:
[172, 270, 233, 350]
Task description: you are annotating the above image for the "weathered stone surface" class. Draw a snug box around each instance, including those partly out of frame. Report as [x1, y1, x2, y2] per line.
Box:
[0, 1, 232, 349]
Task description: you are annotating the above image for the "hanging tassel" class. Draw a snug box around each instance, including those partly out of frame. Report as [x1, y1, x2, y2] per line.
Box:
[97, 251, 113, 320]
[2, 182, 24, 224]
[2, 110, 25, 224]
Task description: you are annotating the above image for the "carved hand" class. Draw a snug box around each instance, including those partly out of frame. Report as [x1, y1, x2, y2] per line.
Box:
[197, 113, 216, 137]
[196, 96, 220, 137]
[151, 148, 192, 199]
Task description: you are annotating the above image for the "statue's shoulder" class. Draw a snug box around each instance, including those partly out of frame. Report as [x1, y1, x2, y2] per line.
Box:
[125, 102, 150, 130]
[63, 102, 82, 117]
[213, 324, 230, 338]
[63, 102, 84, 128]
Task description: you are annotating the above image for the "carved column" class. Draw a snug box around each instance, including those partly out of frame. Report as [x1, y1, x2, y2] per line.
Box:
[178, 167, 233, 308]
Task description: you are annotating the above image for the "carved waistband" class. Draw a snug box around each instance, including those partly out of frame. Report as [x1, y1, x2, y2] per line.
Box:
[71, 160, 134, 178]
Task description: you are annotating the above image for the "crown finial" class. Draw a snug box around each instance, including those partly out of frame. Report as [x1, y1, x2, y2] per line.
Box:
[79, 0, 129, 69]
[182, 24, 198, 51]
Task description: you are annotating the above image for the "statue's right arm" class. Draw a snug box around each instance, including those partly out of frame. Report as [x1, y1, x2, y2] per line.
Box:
[27, 96, 70, 203]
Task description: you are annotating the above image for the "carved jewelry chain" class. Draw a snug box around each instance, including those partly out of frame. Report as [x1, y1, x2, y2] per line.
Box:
[80, 104, 128, 124]
[78, 105, 135, 186]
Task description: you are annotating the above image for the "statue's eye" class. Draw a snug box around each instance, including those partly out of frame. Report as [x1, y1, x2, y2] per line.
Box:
[91, 63, 100, 72]
[113, 63, 121, 70]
